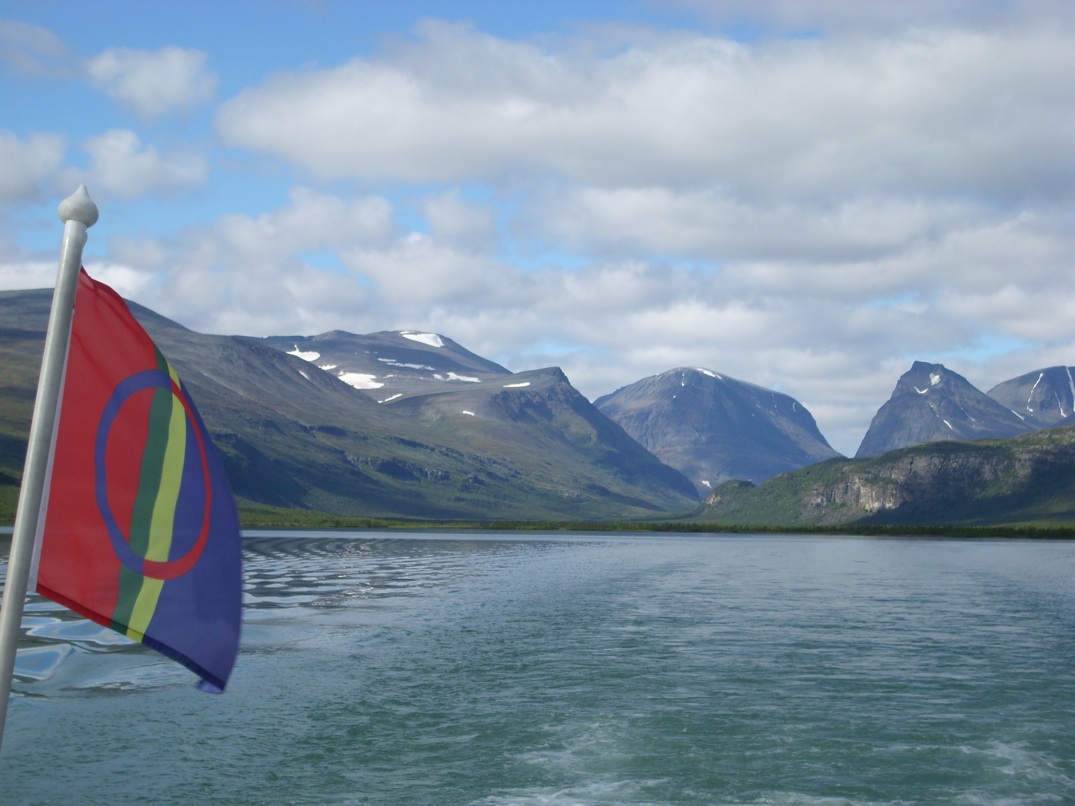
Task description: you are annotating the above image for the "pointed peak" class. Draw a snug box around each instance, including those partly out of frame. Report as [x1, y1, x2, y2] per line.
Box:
[894, 361, 970, 397]
[908, 360, 946, 372]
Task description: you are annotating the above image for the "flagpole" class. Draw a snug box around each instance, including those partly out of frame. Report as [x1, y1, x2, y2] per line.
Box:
[0, 186, 98, 750]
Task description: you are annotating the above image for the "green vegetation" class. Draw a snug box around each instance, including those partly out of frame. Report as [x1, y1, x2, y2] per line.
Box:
[227, 503, 1062, 537]
[3, 487, 1070, 538]
[696, 425, 1075, 533]
[445, 521, 1072, 538]
[232, 505, 1072, 538]
[0, 485, 17, 525]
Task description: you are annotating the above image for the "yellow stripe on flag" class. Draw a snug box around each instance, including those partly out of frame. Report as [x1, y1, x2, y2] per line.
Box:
[127, 363, 186, 639]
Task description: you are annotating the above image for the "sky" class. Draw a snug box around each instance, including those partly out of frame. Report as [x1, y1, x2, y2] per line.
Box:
[1, 0, 1072, 457]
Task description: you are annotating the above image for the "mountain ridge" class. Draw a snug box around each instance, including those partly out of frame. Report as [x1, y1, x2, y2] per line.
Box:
[258, 329, 512, 401]
[987, 366, 1075, 429]
[0, 288, 697, 521]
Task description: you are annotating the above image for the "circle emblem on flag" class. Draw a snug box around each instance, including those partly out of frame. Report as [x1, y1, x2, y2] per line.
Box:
[95, 369, 212, 580]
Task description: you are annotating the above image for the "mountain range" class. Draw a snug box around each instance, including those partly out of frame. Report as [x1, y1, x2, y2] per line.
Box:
[856, 361, 1074, 457]
[1, 286, 1070, 524]
[0, 289, 696, 521]
[697, 361, 1074, 529]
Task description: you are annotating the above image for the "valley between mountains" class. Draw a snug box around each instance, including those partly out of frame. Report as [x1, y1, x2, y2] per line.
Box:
[1, 287, 1071, 529]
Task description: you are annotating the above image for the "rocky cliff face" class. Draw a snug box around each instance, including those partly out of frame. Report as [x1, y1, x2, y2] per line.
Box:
[804, 448, 1038, 522]
[702, 425, 1075, 527]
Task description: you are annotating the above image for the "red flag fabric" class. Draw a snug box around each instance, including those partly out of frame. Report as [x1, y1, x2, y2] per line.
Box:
[31, 269, 241, 691]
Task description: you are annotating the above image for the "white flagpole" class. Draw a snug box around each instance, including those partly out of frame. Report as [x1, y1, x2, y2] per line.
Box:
[0, 186, 98, 750]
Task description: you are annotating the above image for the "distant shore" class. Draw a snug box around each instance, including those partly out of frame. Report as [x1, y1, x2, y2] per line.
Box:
[3, 506, 1071, 540]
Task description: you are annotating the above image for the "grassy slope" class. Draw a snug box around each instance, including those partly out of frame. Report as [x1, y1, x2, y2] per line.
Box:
[694, 425, 1075, 532]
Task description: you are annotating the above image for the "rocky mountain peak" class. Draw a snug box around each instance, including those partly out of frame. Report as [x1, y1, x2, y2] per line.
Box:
[595, 367, 839, 494]
[856, 361, 1034, 458]
[988, 366, 1075, 429]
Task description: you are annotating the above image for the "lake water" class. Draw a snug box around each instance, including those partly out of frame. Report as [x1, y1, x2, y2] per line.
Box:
[1, 531, 1073, 805]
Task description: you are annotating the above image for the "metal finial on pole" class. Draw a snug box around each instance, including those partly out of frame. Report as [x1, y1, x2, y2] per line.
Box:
[0, 186, 98, 750]
[58, 184, 100, 228]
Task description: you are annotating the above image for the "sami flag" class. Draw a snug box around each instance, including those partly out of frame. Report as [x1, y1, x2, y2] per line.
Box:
[30, 269, 241, 692]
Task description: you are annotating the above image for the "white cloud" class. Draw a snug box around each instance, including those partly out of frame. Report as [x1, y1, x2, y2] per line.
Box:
[0, 20, 75, 78]
[77, 129, 208, 198]
[86, 46, 217, 119]
[342, 233, 509, 305]
[422, 189, 496, 247]
[216, 22, 1074, 203]
[537, 187, 982, 264]
[100, 190, 400, 336]
[0, 130, 66, 202]
[0, 260, 57, 290]
[668, 0, 1075, 34]
[939, 285, 1074, 342]
[212, 187, 396, 259]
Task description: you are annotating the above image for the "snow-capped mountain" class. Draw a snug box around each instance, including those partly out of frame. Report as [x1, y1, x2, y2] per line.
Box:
[987, 366, 1075, 429]
[855, 361, 1035, 458]
[594, 367, 840, 493]
[258, 330, 511, 401]
[0, 290, 697, 520]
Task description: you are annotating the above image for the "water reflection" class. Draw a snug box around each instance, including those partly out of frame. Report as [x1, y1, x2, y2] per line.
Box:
[242, 532, 519, 611]
[2, 531, 558, 689]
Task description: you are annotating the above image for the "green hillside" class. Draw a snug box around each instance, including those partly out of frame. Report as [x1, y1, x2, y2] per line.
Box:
[697, 425, 1075, 530]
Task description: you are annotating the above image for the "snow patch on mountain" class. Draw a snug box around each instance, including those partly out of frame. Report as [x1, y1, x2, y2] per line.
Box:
[436, 372, 480, 382]
[1052, 367, 1075, 418]
[1028, 373, 1043, 412]
[379, 358, 434, 370]
[504, 382, 531, 388]
[338, 372, 383, 389]
[288, 346, 320, 362]
[401, 331, 444, 348]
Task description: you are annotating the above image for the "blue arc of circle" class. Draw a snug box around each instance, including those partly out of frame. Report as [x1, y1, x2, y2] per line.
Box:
[94, 369, 210, 579]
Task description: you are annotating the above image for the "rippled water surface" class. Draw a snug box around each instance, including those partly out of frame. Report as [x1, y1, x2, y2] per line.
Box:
[2, 531, 1073, 804]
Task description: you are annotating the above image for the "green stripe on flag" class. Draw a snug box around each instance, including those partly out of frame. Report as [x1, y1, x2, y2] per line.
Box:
[112, 353, 184, 638]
